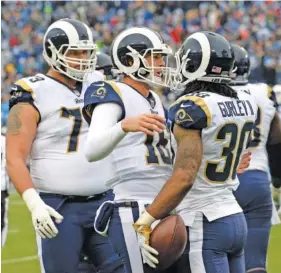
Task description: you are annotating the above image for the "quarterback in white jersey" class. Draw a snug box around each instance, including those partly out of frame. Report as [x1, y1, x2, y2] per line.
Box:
[83, 27, 175, 272]
[135, 32, 257, 273]
[230, 44, 281, 273]
[6, 18, 120, 273]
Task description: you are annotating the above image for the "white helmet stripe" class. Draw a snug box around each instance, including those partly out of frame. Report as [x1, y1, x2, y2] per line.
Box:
[181, 32, 211, 80]
[112, 27, 163, 72]
[46, 21, 79, 44]
[84, 23, 94, 43]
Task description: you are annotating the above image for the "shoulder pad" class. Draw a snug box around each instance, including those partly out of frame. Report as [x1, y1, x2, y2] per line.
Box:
[267, 86, 279, 110]
[168, 95, 211, 131]
[9, 79, 35, 110]
[12, 79, 33, 93]
[82, 81, 125, 125]
[9, 78, 41, 122]
[267, 85, 278, 109]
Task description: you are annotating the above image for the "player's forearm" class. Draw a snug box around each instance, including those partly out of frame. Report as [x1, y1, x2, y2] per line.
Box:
[7, 158, 34, 195]
[147, 169, 194, 219]
[147, 127, 202, 219]
[85, 121, 126, 162]
[84, 102, 126, 162]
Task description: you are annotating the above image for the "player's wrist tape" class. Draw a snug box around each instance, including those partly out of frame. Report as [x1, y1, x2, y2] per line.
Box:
[138, 210, 156, 226]
[22, 188, 44, 211]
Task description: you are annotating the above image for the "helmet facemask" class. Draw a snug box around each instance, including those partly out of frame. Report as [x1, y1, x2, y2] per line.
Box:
[44, 39, 97, 82]
[171, 44, 209, 92]
[230, 65, 251, 85]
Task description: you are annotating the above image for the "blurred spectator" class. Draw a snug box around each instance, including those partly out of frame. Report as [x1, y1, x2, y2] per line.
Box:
[1, 0, 281, 126]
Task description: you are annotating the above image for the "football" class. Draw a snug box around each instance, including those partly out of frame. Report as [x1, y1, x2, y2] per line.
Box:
[150, 214, 187, 269]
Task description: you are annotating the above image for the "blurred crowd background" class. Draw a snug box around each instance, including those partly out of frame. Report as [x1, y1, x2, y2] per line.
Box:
[1, 0, 281, 127]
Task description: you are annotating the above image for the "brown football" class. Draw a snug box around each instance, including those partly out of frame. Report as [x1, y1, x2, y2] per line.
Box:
[150, 214, 187, 269]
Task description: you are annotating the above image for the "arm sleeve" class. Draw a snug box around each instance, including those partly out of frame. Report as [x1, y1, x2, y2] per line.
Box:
[84, 102, 127, 162]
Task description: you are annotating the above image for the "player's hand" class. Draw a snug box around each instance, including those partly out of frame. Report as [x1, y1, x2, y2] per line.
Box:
[237, 151, 251, 174]
[31, 203, 63, 238]
[133, 210, 159, 268]
[22, 188, 63, 238]
[121, 113, 166, 136]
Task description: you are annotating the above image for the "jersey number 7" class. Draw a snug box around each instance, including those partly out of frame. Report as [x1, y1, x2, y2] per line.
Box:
[60, 107, 82, 153]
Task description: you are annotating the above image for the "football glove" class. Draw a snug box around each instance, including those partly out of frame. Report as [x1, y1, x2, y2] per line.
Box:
[133, 210, 159, 268]
[22, 188, 63, 238]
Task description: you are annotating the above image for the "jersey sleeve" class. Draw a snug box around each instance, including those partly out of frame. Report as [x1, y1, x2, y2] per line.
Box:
[82, 81, 125, 125]
[268, 86, 279, 111]
[168, 95, 211, 131]
[9, 79, 41, 123]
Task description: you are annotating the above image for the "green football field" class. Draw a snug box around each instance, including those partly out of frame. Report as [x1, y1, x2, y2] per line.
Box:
[2, 192, 281, 273]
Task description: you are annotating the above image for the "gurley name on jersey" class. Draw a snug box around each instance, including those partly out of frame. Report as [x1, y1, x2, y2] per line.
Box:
[218, 99, 255, 118]
[9, 72, 112, 196]
[169, 90, 257, 226]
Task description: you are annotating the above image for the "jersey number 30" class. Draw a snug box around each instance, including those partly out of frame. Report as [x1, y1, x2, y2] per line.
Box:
[205, 121, 254, 182]
[60, 107, 82, 153]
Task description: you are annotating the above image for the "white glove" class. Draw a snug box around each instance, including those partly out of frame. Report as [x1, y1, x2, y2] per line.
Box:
[136, 230, 159, 268]
[22, 188, 63, 238]
[133, 210, 159, 268]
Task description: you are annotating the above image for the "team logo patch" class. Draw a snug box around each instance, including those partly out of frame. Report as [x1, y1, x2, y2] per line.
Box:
[91, 87, 107, 99]
[175, 109, 193, 124]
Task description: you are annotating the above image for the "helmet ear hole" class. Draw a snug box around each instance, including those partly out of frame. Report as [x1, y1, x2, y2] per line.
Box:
[124, 55, 134, 67]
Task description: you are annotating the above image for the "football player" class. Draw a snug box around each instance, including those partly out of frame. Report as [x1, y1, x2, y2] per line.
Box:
[82, 28, 251, 273]
[230, 44, 281, 273]
[134, 32, 257, 273]
[82, 27, 175, 273]
[6, 18, 121, 273]
[96, 52, 119, 80]
[1, 133, 9, 247]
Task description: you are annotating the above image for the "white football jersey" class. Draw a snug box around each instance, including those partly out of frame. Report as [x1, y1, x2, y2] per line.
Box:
[169, 90, 257, 226]
[1, 135, 9, 191]
[83, 81, 174, 201]
[232, 83, 277, 171]
[10, 72, 112, 195]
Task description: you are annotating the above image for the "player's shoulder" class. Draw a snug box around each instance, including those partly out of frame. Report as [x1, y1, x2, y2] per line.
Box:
[249, 83, 278, 109]
[9, 74, 47, 110]
[12, 74, 48, 93]
[168, 91, 212, 130]
[248, 83, 267, 96]
[83, 80, 125, 124]
[84, 80, 123, 104]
